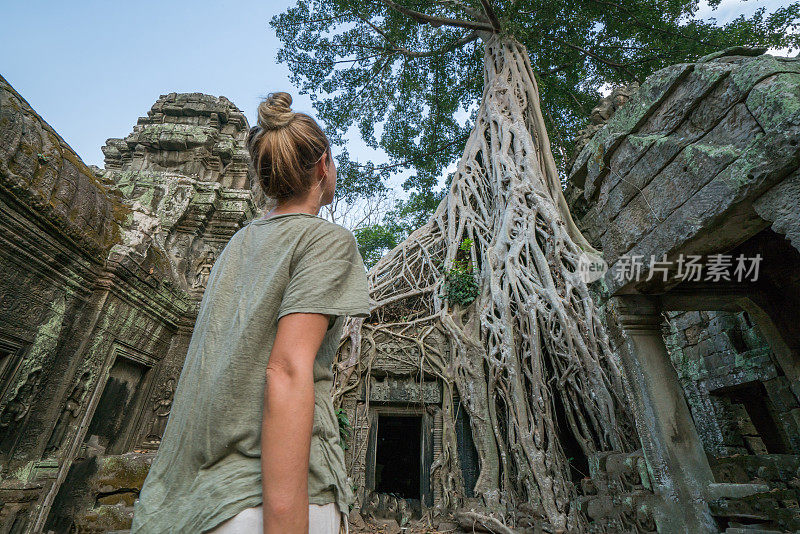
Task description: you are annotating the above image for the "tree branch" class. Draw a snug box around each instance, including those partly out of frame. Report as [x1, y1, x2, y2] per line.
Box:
[397, 31, 480, 58]
[358, 14, 480, 59]
[354, 134, 470, 171]
[435, 0, 489, 23]
[549, 35, 636, 79]
[340, 55, 394, 110]
[379, 0, 494, 31]
[587, 0, 717, 47]
[277, 11, 356, 28]
[479, 0, 503, 32]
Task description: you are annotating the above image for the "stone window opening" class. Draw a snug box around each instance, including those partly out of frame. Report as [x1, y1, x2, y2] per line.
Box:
[741, 310, 753, 329]
[0, 337, 25, 402]
[715, 381, 792, 455]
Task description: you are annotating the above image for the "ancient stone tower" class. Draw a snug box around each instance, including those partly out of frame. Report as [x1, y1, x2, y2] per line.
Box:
[0, 81, 258, 532]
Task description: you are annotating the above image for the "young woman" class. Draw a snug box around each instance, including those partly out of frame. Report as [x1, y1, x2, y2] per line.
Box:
[131, 92, 370, 534]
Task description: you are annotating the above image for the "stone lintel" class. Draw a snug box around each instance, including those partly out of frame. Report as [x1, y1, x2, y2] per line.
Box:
[363, 377, 441, 405]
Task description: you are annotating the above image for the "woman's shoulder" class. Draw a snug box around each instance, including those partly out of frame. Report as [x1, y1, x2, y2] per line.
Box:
[308, 218, 356, 240]
[241, 215, 357, 258]
[268, 214, 355, 243]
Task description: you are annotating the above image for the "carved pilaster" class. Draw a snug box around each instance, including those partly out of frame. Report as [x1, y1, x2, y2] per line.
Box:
[606, 295, 717, 534]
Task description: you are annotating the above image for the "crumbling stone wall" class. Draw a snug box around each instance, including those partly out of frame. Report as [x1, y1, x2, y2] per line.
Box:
[664, 309, 800, 458]
[565, 49, 800, 462]
[0, 77, 257, 533]
[566, 46, 800, 532]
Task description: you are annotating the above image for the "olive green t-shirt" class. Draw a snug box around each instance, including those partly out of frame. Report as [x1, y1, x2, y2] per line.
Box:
[131, 213, 370, 533]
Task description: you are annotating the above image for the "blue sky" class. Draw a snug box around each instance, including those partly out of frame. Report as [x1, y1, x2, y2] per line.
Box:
[0, 0, 792, 169]
[0, 0, 361, 167]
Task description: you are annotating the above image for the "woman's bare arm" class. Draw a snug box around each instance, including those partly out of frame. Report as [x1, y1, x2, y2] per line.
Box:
[262, 312, 329, 534]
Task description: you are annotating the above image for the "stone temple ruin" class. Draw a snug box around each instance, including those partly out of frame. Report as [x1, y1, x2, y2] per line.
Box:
[0, 46, 799, 533]
[0, 80, 258, 532]
[565, 47, 800, 532]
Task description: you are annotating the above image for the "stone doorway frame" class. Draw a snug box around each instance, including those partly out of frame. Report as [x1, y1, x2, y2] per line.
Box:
[364, 405, 435, 508]
[33, 341, 157, 532]
[606, 282, 799, 533]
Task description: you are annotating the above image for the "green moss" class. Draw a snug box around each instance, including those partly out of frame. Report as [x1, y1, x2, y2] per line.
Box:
[683, 143, 740, 168]
[12, 461, 35, 481]
[627, 133, 664, 149]
[732, 55, 800, 95]
[75, 505, 133, 531]
[721, 134, 766, 189]
[746, 73, 800, 131]
[96, 455, 151, 490]
[605, 64, 692, 135]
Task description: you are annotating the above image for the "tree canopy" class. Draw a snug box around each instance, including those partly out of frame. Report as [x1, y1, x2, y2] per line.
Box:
[272, 0, 800, 260]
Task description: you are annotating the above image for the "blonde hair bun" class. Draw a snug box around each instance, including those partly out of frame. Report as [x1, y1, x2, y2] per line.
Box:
[247, 91, 330, 201]
[258, 92, 294, 130]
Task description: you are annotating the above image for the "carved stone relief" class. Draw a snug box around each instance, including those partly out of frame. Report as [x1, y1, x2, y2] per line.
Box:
[144, 377, 175, 446]
[43, 372, 91, 457]
[0, 369, 42, 453]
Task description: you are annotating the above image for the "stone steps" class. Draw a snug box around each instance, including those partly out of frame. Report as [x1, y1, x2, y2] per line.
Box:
[724, 528, 786, 534]
[578, 450, 658, 533]
[709, 454, 800, 532]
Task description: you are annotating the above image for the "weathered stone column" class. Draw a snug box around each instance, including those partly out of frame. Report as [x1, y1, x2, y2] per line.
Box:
[606, 295, 717, 534]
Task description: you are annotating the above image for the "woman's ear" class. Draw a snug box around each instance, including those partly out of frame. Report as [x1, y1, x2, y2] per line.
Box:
[314, 154, 327, 183]
[317, 150, 334, 183]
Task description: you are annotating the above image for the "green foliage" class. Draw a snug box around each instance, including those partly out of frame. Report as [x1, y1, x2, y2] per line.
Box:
[354, 221, 402, 269]
[354, 184, 447, 268]
[332, 148, 391, 205]
[440, 238, 479, 306]
[336, 408, 352, 450]
[273, 0, 800, 241]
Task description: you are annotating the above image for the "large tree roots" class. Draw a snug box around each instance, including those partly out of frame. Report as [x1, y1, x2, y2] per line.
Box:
[334, 35, 636, 532]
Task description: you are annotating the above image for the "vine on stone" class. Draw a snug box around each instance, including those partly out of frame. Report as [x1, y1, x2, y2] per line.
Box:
[441, 238, 479, 307]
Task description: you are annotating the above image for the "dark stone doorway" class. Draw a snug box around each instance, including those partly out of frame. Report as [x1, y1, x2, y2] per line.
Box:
[375, 415, 421, 499]
[86, 355, 149, 454]
[454, 395, 479, 498]
[45, 351, 152, 532]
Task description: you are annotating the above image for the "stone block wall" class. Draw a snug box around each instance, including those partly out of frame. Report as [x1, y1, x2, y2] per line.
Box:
[663, 309, 800, 457]
[0, 74, 258, 533]
[566, 47, 800, 531]
[564, 48, 800, 466]
[567, 49, 800, 296]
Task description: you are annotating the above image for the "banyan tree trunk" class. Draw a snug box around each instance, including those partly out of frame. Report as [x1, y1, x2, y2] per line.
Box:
[334, 35, 636, 531]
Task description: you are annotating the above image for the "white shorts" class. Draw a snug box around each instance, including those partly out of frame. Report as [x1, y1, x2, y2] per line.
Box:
[207, 503, 348, 534]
